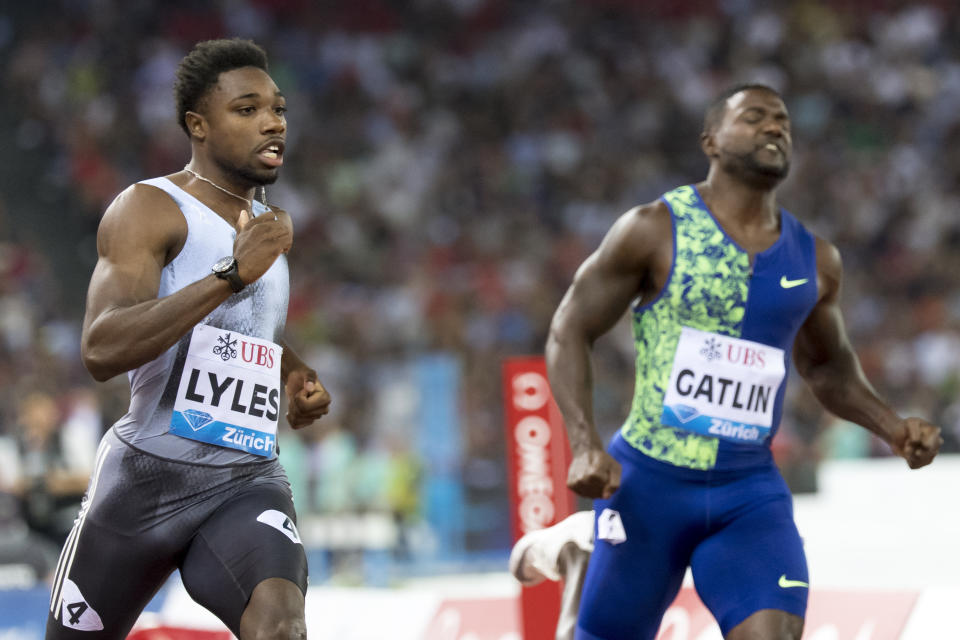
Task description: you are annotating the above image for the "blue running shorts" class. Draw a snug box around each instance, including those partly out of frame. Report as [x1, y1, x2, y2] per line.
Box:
[575, 434, 808, 640]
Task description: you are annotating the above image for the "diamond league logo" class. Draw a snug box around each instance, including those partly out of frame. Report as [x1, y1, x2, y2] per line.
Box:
[212, 332, 238, 361]
[182, 409, 214, 431]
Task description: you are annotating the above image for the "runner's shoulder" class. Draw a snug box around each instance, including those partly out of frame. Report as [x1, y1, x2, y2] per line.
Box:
[624, 199, 671, 224]
[98, 182, 188, 249]
[812, 234, 841, 268]
[811, 234, 842, 297]
[608, 199, 672, 247]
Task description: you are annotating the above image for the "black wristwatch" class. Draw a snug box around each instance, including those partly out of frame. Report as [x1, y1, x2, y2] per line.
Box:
[212, 256, 245, 293]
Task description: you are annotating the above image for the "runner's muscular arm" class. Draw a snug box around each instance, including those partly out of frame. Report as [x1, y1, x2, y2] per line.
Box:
[546, 203, 666, 498]
[81, 185, 236, 381]
[793, 237, 941, 468]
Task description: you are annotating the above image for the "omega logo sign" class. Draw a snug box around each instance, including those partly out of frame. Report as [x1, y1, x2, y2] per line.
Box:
[511, 372, 555, 533]
[513, 372, 550, 411]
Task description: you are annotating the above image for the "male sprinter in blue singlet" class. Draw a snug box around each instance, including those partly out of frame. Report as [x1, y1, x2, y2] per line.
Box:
[545, 84, 942, 640]
[45, 39, 331, 640]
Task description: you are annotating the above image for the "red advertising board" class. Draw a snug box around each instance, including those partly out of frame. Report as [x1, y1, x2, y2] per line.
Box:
[502, 357, 576, 640]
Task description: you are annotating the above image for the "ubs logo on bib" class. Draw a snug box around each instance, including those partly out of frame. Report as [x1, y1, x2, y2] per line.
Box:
[700, 335, 768, 370]
[213, 333, 238, 361]
[240, 341, 277, 369]
[699, 337, 722, 362]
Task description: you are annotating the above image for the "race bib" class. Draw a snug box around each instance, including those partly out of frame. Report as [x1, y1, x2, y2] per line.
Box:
[661, 327, 785, 445]
[170, 325, 283, 457]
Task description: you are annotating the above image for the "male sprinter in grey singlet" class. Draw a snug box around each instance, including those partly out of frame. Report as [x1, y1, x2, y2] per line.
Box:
[46, 39, 331, 640]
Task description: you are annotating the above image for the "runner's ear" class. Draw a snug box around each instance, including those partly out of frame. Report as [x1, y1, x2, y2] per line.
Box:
[185, 111, 207, 142]
[700, 130, 717, 159]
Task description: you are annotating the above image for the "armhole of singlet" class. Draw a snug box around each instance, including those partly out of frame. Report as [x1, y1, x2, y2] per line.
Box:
[632, 197, 677, 314]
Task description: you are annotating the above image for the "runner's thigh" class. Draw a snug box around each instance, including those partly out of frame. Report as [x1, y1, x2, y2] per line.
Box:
[576, 458, 701, 640]
[180, 479, 308, 635]
[45, 438, 182, 640]
[689, 469, 808, 636]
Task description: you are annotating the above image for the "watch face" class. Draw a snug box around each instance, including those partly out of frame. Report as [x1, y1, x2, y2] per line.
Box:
[213, 256, 235, 273]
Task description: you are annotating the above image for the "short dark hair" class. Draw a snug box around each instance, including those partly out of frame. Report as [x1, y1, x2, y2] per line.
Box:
[174, 38, 269, 136]
[703, 83, 782, 134]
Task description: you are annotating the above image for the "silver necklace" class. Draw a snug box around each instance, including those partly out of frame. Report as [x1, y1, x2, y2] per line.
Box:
[184, 166, 265, 208]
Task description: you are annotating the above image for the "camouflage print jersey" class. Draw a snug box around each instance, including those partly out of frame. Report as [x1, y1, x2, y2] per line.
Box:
[620, 185, 818, 471]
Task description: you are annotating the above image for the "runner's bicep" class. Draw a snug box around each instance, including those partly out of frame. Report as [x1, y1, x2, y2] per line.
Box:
[554, 250, 643, 342]
[84, 188, 180, 322]
[84, 246, 165, 326]
[551, 202, 660, 342]
[793, 298, 854, 379]
[794, 238, 851, 376]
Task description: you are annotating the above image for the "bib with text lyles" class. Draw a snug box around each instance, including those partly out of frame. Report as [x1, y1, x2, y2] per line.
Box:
[170, 324, 283, 457]
[661, 327, 786, 445]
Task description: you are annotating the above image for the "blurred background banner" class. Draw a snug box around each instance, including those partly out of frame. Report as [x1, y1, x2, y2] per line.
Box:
[502, 356, 575, 640]
[2, 0, 960, 637]
[417, 353, 466, 562]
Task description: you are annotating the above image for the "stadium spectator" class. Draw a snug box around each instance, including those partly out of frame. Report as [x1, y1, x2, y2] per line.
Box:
[1, 1, 960, 564]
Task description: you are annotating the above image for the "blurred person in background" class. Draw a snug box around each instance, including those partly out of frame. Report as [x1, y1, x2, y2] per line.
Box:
[0, 397, 58, 588]
[15, 390, 99, 548]
[0, 389, 99, 589]
[3, 0, 960, 578]
[384, 433, 422, 561]
[45, 39, 331, 640]
[545, 84, 942, 640]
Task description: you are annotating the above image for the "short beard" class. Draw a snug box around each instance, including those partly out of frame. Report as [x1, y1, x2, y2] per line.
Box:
[724, 149, 790, 187]
[236, 164, 280, 187]
[214, 156, 279, 189]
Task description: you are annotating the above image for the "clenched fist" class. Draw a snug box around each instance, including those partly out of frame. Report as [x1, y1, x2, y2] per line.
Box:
[568, 447, 621, 499]
[889, 417, 942, 469]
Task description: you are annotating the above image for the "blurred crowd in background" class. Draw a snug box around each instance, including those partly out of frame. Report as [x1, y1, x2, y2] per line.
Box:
[2, 0, 960, 583]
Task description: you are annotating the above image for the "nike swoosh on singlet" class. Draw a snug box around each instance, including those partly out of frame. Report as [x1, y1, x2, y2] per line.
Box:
[778, 574, 809, 589]
[780, 276, 809, 289]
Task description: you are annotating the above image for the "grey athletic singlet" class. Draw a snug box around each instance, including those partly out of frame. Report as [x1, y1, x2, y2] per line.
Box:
[111, 177, 289, 465]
